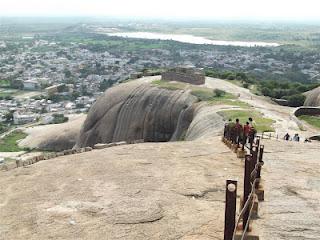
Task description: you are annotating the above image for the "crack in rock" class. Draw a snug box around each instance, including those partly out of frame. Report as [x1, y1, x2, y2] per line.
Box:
[115, 214, 164, 225]
[181, 188, 220, 199]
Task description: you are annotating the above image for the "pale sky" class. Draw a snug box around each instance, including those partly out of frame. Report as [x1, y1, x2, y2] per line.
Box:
[1, 0, 320, 21]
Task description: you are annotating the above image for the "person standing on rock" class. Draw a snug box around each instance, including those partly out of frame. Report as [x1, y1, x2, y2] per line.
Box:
[248, 117, 257, 129]
[293, 133, 300, 142]
[284, 133, 290, 141]
[234, 119, 243, 147]
[224, 119, 231, 138]
[242, 121, 250, 150]
[228, 119, 236, 143]
[248, 117, 257, 146]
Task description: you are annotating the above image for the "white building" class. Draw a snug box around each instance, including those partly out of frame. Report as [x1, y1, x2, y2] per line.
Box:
[13, 112, 37, 125]
[41, 115, 54, 124]
[23, 80, 40, 90]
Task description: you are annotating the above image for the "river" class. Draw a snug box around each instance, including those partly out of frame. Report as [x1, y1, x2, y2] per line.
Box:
[105, 32, 280, 47]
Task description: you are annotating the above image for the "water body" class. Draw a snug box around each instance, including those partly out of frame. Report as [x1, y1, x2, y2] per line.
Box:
[106, 32, 280, 47]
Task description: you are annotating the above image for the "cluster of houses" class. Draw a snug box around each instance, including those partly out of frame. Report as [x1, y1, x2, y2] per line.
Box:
[1, 35, 320, 128]
[0, 95, 96, 125]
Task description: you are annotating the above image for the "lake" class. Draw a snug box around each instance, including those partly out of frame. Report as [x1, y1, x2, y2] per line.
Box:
[106, 32, 280, 47]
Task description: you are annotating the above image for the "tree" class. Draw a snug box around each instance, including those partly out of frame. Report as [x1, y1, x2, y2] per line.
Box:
[243, 83, 249, 89]
[4, 95, 13, 100]
[63, 69, 72, 78]
[260, 87, 272, 97]
[52, 114, 68, 124]
[99, 79, 112, 92]
[4, 111, 13, 122]
[236, 72, 248, 81]
[0, 123, 7, 134]
[287, 94, 306, 107]
[214, 89, 226, 97]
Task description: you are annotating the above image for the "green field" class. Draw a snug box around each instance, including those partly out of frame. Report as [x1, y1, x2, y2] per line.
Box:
[218, 110, 275, 132]
[298, 115, 320, 129]
[0, 131, 28, 152]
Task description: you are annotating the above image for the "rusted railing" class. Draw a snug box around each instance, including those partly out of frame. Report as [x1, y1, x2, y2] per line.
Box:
[223, 126, 265, 240]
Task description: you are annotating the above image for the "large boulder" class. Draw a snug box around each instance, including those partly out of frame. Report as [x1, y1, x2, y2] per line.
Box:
[19, 114, 86, 151]
[304, 86, 320, 107]
[185, 105, 225, 140]
[76, 82, 198, 148]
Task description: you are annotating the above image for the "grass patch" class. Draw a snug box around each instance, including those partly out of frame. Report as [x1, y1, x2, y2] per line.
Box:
[152, 79, 250, 108]
[190, 88, 251, 108]
[208, 99, 251, 108]
[0, 88, 21, 98]
[152, 79, 187, 91]
[0, 131, 28, 152]
[0, 79, 10, 87]
[218, 110, 275, 132]
[0, 89, 16, 98]
[190, 88, 233, 101]
[298, 115, 320, 129]
[226, 80, 243, 87]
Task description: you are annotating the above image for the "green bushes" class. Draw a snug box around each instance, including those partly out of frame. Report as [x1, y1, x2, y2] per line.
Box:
[191, 88, 228, 101]
[52, 114, 68, 124]
[287, 94, 306, 107]
[191, 89, 216, 101]
[257, 80, 315, 106]
[205, 69, 244, 81]
[213, 89, 226, 97]
[205, 68, 319, 107]
[0, 123, 8, 134]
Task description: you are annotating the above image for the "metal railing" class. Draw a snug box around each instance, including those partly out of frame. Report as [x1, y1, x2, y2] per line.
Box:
[223, 128, 265, 240]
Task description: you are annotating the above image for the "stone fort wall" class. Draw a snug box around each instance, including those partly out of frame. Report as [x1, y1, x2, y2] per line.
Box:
[161, 68, 205, 85]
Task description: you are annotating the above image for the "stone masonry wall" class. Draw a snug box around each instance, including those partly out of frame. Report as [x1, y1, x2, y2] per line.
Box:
[161, 68, 205, 85]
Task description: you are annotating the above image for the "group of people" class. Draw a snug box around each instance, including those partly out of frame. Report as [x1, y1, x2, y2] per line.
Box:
[223, 117, 257, 150]
[224, 117, 311, 145]
[284, 133, 301, 142]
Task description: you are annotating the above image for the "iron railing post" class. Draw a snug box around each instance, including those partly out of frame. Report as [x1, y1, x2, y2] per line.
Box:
[224, 180, 237, 240]
[243, 154, 253, 230]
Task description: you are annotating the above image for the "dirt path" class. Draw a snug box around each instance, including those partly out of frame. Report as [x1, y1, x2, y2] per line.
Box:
[205, 77, 319, 137]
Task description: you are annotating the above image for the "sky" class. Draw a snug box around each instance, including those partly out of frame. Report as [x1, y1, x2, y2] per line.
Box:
[1, 0, 320, 21]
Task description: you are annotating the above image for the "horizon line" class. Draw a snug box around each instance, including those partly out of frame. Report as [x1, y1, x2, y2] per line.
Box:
[0, 15, 320, 24]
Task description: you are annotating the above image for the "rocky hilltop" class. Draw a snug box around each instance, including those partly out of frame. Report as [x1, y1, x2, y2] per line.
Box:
[17, 77, 225, 152]
[76, 81, 223, 148]
[76, 81, 197, 147]
[1, 76, 320, 240]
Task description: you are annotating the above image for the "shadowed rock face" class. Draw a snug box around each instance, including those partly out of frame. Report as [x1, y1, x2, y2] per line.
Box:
[76, 82, 198, 147]
[294, 107, 320, 117]
[304, 87, 320, 107]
